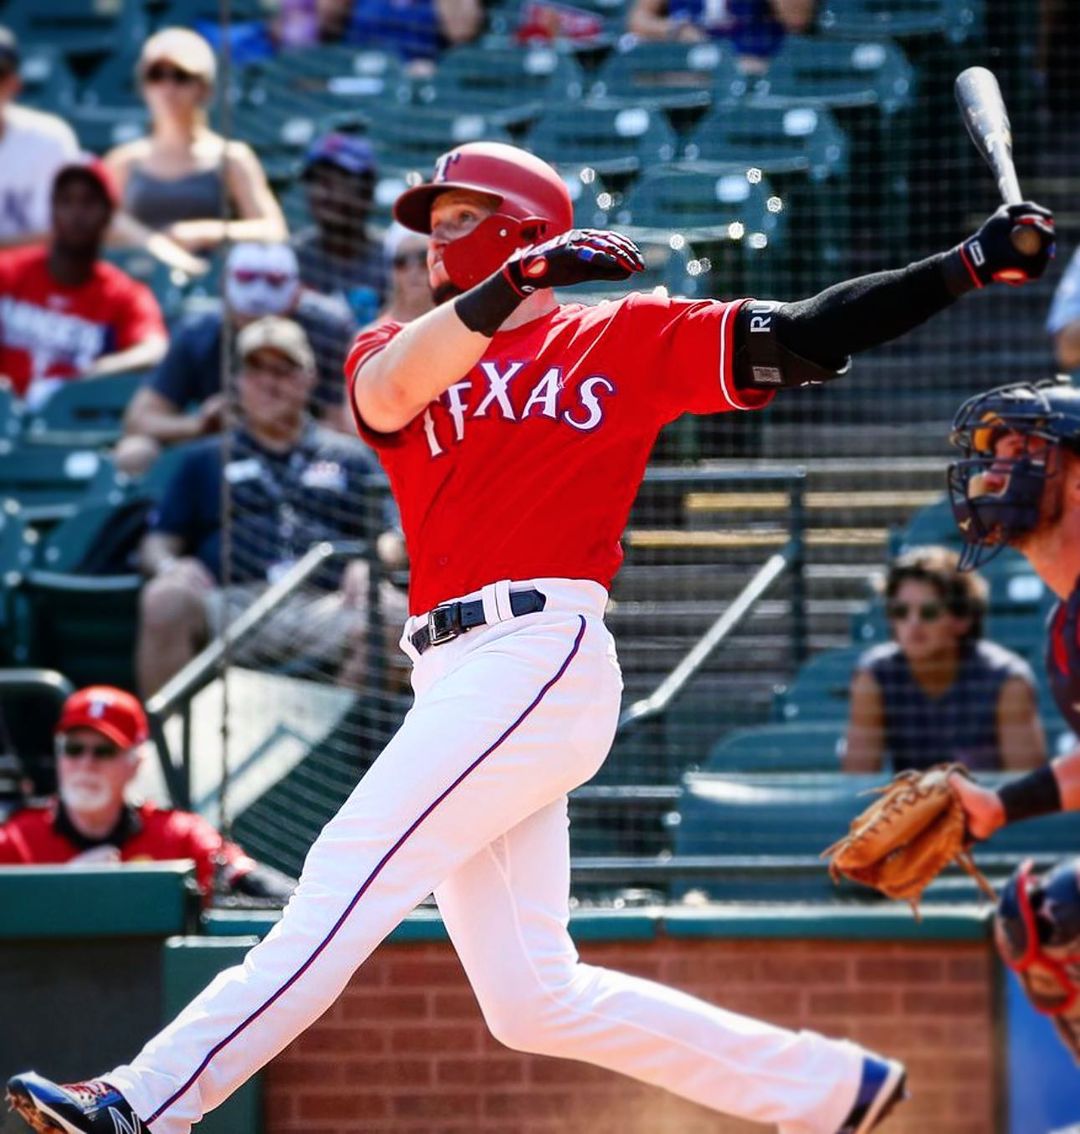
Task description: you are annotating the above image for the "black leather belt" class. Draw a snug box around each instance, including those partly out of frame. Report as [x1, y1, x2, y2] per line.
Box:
[410, 588, 547, 655]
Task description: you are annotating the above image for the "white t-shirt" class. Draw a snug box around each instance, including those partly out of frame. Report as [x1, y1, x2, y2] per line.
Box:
[0, 104, 80, 241]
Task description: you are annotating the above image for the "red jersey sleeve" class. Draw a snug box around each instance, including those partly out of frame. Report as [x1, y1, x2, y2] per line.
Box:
[615, 292, 775, 424]
[111, 274, 166, 350]
[345, 319, 407, 448]
[175, 811, 254, 896]
[0, 821, 23, 863]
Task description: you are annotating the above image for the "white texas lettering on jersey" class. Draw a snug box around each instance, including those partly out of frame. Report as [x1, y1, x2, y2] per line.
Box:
[422, 361, 616, 457]
[0, 296, 106, 378]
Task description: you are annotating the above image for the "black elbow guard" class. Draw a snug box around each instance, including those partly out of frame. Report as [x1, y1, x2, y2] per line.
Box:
[732, 301, 851, 392]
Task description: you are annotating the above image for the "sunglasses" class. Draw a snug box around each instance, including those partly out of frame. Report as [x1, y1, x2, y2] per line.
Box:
[143, 64, 200, 86]
[886, 601, 945, 623]
[231, 269, 293, 286]
[60, 740, 123, 760]
[393, 251, 428, 269]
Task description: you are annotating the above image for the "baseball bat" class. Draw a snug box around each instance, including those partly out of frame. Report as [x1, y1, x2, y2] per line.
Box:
[954, 66, 1042, 255]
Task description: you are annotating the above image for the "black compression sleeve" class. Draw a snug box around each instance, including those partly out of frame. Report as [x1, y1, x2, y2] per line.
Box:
[762, 251, 958, 374]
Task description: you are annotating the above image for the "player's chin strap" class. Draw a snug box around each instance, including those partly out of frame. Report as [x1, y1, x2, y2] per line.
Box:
[997, 859, 1080, 1063]
[442, 214, 551, 290]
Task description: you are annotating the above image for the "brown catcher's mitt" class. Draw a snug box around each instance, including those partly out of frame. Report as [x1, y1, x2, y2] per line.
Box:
[822, 764, 997, 918]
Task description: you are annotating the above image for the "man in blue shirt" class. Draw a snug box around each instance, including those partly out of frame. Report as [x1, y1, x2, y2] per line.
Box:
[116, 241, 357, 476]
[134, 315, 405, 696]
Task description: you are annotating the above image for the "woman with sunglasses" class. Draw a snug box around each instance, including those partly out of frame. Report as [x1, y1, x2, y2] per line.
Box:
[844, 545, 1045, 773]
[103, 28, 286, 268]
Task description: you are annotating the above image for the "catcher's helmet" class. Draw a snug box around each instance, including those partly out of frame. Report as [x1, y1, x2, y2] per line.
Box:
[947, 376, 1080, 570]
[394, 142, 574, 288]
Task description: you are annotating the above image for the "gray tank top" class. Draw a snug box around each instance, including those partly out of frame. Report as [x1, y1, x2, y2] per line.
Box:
[858, 639, 1034, 772]
[123, 164, 227, 229]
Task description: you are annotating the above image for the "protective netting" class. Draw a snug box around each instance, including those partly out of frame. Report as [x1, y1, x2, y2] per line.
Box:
[1, 0, 1077, 900]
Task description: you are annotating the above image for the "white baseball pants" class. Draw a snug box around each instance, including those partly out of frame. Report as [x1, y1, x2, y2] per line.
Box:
[106, 578, 864, 1134]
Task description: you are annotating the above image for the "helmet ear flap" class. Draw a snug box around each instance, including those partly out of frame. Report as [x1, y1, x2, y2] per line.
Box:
[441, 214, 548, 290]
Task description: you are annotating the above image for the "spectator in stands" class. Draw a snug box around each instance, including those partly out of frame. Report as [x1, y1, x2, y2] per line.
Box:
[0, 685, 295, 903]
[375, 223, 433, 326]
[627, 0, 815, 70]
[314, 0, 484, 65]
[0, 25, 79, 249]
[103, 28, 286, 270]
[1047, 249, 1080, 373]
[134, 316, 406, 697]
[117, 240, 356, 474]
[292, 132, 386, 323]
[0, 159, 167, 411]
[844, 546, 1045, 773]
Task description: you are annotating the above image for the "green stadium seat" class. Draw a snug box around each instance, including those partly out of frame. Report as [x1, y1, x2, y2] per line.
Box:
[617, 163, 786, 294]
[4, 0, 147, 64]
[0, 446, 121, 526]
[817, 0, 984, 47]
[527, 101, 678, 182]
[753, 35, 915, 113]
[751, 35, 915, 259]
[21, 372, 146, 449]
[683, 100, 851, 280]
[0, 506, 37, 665]
[103, 247, 195, 324]
[413, 42, 588, 127]
[15, 45, 79, 116]
[773, 644, 863, 723]
[705, 721, 847, 772]
[0, 380, 23, 451]
[0, 668, 74, 794]
[19, 499, 145, 691]
[65, 105, 149, 156]
[241, 44, 408, 112]
[363, 107, 513, 177]
[591, 39, 747, 127]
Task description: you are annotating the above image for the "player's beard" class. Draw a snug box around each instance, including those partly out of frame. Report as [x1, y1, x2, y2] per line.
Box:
[432, 280, 462, 306]
[59, 777, 116, 814]
[1011, 465, 1066, 553]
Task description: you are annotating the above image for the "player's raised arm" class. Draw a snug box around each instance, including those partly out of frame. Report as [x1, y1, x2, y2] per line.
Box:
[350, 145, 642, 434]
[729, 202, 1055, 396]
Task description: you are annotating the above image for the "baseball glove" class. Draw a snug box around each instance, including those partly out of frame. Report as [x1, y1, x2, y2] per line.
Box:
[821, 764, 997, 918]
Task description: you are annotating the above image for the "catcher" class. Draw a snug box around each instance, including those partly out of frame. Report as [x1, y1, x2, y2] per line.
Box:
[828, 377, 1080, 1061]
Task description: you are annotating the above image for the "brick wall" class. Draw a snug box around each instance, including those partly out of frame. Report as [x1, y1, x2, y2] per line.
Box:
[265, 934, 998, 1134]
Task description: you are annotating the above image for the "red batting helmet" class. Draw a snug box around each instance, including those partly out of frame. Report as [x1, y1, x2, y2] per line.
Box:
[394, 142, 574, 289]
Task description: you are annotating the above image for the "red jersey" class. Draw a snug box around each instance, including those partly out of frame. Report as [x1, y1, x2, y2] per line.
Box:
[0, 800, 255, 898]
[0, 246, 165, 397]
[347, 292, 773, 613]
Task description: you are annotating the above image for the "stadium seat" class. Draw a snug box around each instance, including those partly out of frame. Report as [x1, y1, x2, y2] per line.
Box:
[591, 39, 747, 127]
[3, 0, 147, 64]
[363, 107, 514, 177]
[0, 446, 121, 526]
[241, 43, 407, 111]
[617, 163, 786, 294]
[0, 506, 37, 665]
[527, 101, 679, 182]
[19, 499, 146, 691]
[773, 644, 863, 723]
[0, 381, 23, 452]
[684, 100, 850, 279]
[413, 42, 588, 126]
[751, 35, 915, 258]
[15, 44, 79, 115]
[103, 247, 195, 324]
[705, 720, 847, 772]
[891, 492, 959, 552]
[21, 372, 147, 449]
[816, 0, 984, 47]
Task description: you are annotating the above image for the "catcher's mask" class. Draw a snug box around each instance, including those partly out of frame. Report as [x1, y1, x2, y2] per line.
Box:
[393, 142, 574, 290]
[948, 377, 1080, 571]
[996, 858, 1080, 1063]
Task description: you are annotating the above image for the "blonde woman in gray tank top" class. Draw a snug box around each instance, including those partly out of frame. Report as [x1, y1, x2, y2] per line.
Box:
[104, 28, 286, 271]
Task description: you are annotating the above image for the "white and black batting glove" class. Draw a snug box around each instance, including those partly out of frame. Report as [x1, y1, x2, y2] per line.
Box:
[502, 229, 645, 295]
[944, 201, 1055, 293]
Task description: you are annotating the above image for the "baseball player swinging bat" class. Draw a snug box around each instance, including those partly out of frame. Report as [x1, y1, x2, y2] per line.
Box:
[955, 66, 1043, 257]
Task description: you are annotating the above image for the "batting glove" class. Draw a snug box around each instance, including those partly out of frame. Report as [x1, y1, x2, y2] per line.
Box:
[944, 202, 1055, 294]
[502, 229, 645, 296]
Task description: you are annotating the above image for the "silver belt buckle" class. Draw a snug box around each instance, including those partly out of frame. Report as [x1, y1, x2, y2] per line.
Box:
[427, 603, 460, 646]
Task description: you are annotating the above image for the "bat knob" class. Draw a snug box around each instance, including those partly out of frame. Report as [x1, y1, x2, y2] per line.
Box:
[1010, 225, 1043, 256]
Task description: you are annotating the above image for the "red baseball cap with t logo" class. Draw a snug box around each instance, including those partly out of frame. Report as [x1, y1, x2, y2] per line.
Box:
[55, 686, 149, 749]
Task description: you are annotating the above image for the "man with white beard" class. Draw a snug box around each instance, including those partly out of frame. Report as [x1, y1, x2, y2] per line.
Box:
[0, 684, 294, 902]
